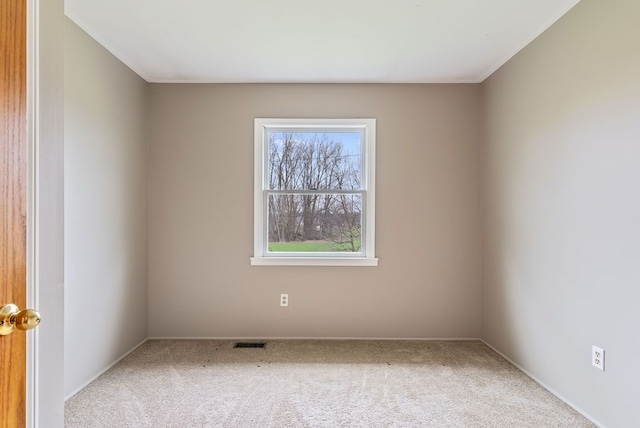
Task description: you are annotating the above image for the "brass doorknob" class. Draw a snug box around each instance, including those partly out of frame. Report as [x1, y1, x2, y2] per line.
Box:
[0, 304, 41, 336]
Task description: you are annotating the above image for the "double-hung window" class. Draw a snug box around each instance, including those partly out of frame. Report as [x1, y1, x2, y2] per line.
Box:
[251, 118, 377, 266]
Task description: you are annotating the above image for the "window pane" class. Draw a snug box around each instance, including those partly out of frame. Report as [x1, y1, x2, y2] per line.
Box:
[267, 193, 362, 253]
[267, 132, 361, 191]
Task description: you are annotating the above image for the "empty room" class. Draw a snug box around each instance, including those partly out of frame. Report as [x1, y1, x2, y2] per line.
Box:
[1, 0, 638, 427]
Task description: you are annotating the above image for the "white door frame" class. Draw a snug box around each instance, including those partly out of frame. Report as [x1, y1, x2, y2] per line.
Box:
[26, 0, 65, 426]
[26, 0, 37, 423]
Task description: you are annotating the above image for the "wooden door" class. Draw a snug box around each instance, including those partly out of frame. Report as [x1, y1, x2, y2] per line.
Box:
[0, 0, 28, 426]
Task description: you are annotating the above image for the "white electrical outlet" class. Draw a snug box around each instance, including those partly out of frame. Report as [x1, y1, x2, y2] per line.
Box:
[280, 294, 289, 307]
[592, 346, 604, 371]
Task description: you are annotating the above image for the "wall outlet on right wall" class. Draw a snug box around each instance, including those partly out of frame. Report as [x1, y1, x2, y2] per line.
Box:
[592, 345, 605, 371]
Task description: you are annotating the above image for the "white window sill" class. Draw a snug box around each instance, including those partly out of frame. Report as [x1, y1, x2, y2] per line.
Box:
[250, 257, 379, 267]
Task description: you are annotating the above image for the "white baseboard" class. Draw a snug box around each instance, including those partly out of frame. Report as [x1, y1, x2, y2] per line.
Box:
[480, 339, 604, 428]
[64, 338, 149, 402]
[148, 336, 482, 341]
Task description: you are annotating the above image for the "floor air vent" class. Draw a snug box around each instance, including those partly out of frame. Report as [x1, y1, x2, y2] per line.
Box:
[233, 342, 267, 349]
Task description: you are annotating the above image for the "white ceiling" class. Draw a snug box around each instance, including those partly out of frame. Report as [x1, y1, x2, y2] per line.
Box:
[65, 0, 582, 83]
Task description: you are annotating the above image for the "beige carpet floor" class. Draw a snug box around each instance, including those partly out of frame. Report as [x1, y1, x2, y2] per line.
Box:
[65, 340, 595, 427]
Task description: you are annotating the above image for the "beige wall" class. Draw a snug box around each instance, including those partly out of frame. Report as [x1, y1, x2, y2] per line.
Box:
[64, 19, 149, 398]
[148, 84, 483, 339]
[482, 0, 640, 426]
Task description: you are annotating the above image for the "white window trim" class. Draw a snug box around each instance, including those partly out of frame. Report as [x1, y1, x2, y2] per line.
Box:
[251, 118, 378, 267]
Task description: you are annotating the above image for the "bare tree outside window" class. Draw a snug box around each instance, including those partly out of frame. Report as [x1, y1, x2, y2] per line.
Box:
[267, 132, 362, 252]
